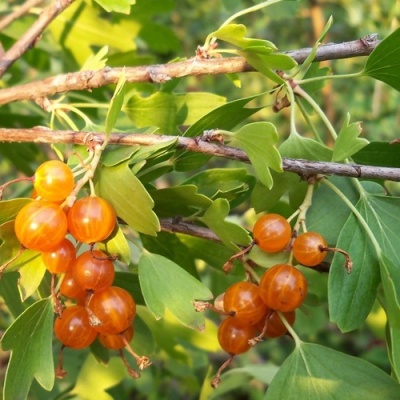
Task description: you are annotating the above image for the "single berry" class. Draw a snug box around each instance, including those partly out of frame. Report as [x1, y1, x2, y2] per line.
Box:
[67, 196, 116, 244]
[257, 310, 296, 338]
[41, 238, 76, 274]
[54, 305, 97, 349]
[259, 264, 307, 312]
[33, 160, 74, 202]
[293, 231, 328, 267]
[253, 214, 291, 253]
[217, 317, 256, 355]
[99, 325, 134, 350]
[14, 200, 68, 251]
[223, 281, 268, 325]
[73, 250, 115, 292]
[59, 269, 87, 302]
[88, 286, 136, 334]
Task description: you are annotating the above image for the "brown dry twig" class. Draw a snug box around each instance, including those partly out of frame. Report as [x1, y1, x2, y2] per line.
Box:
[0, 35, 379, 105]
[0, 0, 45, 32]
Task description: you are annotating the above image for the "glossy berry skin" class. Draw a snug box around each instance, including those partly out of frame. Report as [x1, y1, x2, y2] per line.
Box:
[33, 160, 74, 202]
[14, 200, 68, 251]
[259, 264, 307, 312]
[59, 269, 87, 302]
[67, 196, 116, 244]
[257, 310, 296, 338]
[293, 232, 328, 267]
[223, 281, 269, 325]
[54, 305, 97, 349]
[253, 214, 291, 253]
[99, 325, 134, 350]
[217, 317, 256, 355]
[41, 238, 76, 274]
[88, 286, 136, 334]
[73, 250, 115, 292]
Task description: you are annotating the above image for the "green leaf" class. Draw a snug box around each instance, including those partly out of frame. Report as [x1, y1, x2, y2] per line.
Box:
[183, 168, 255, 207]
[1, 298, 54, 400]
[352, 141, 400, 168]
[363, 28, 400, 92]
[97, 224, 131, 265]
[0, 271, 25, 317]
[279, 131, 332, 161]
[126, 92, 226, 134]
[229, 122, 282, 189]
[96, 162, 160, 236]
[198, 198, 252, 251]
[0, 198, 31, 225]
[266, 342, 400, 400]
[105, 71, 126, 135]
[69, 354, 126, 400]
[138, 252, 213, 330]
[0, 220, 22, 269]
[18, 254, 46, 301]
[81, 45, 109, 70]
[328, 207, 380, 332]
[332, 113, 369, 161]
[93, 0, 135, 14]
[209, 24, 276, 50]
[150, 185, 212, 218]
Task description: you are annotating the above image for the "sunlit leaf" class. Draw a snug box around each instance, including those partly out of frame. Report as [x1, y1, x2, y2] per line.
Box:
[0, 198, 31, 225]
[93, 0, 135, 14]
[138, 252, 213, 330]
[105, 71, 126, 135]
[18, 255, 46, 301]
[266, 342, 400, 399]
[1, 299, 54, 399]
[96, 162, 160, 236]
[97, 224, 131, 265]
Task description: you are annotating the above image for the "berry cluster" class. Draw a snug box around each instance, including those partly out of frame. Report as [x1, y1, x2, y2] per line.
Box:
[1, 160, 150, 377]
[209, 213, 341, 386]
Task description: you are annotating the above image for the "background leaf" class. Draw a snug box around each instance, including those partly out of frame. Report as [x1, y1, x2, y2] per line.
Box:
[138, 252, 213, 330]
[105, 71, 126, 135]
[1, 299, 54, 400]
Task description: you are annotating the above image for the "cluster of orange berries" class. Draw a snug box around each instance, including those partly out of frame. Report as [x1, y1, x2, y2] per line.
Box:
[210, 213, 333, 386]
[4, 160, 148, 377]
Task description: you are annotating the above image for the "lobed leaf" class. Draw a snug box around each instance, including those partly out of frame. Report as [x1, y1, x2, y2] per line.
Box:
[1, 299, 54, 400]
[93, 0, 135, 14]
[138, 252, 213, 330]
[105, 71, 126, 135]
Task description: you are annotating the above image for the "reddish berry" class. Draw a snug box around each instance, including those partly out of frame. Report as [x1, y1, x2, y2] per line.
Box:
[217, 317, 256, 355]
[253, 214, 291, 253]
[223, 281, 268, 325]
[88, 286, 136, 334]
[98, 325, 134, 350]
[54, 305, 97, 349]
[67, 196, 116, 244]
[14, 200, 68, 251]
[33, 160, 74, 202]
[257, 310, 296, 338]
[259, 264, 307, 312]
[59, 269, 87, 302]
[41, 238, 76, 274]
[73, 250, 115, 292]
[293, 232, 328, 267]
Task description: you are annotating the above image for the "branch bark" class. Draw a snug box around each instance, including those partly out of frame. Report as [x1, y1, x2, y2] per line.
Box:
[0, 0, 74, 78]
[0, 35, 379, 105]
[0, 127, 398, 182]
[0, 0, 45, 32]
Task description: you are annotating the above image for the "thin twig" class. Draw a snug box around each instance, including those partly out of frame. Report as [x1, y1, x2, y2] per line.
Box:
[0, 0, 45, 32]
[0, 128, 399, 182]
[0, 0, 75, 78]
[0, 35, 379, 105]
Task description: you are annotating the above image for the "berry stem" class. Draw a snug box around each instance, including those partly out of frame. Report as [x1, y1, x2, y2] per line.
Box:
[211, 355, 235, 389]
[321, 246, 353, 273]
[121, 335, 151, 370]
[119, 349, 141, 378]
[222, 242, 255, 274]
[276, 311, 302, 348]
[0, 176, 34, 200]
[193, 300, 235, 316]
